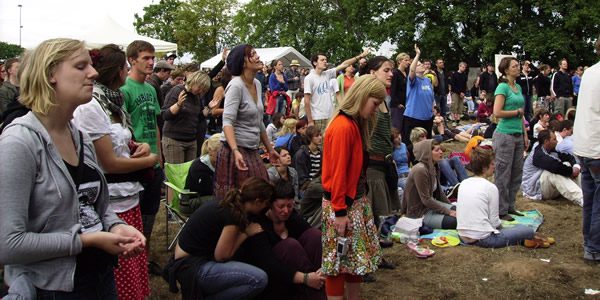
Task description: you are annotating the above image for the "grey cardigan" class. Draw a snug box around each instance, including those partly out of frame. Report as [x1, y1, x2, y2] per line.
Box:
[0, 112, 122, 292]
[221, 77, 266, 149]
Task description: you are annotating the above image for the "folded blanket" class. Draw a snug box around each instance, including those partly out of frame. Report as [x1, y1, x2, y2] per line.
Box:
[420, 209, 544, 241]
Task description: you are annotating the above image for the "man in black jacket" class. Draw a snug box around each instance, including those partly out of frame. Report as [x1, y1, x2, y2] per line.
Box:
[522, 129, 582, 206]
[478, 63, 497, 104]
[434, 58, 449, 118]
[449, 62, 468, 126]
[551, 59, 573, 115]
[516, 60, 537, 121]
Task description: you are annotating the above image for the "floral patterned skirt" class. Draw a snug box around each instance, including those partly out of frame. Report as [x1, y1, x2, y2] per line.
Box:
[321, 196, 381, 276]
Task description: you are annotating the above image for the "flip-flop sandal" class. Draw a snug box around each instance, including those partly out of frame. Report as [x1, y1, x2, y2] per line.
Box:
[524, 238, 550, 249]
[407, 242, 435, 258]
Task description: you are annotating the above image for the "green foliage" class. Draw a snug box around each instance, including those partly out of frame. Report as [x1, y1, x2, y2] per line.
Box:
[134, 0, 237, 62]
[135, 0, 600, 67]
[0, 42, 24, 60]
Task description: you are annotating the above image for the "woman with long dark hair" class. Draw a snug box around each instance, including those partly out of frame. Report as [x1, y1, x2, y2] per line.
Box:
[73, 44, 158, 299]
[170, 177, 273, 299]
[492, 56, 528, 221]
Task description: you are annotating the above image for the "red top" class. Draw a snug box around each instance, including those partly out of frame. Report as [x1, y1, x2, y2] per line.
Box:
[322, 113, 364, 216]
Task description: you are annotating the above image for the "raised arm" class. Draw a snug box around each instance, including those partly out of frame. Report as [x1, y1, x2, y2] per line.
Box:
[408, 44, 421, 80]
[335, 49, 369, 72]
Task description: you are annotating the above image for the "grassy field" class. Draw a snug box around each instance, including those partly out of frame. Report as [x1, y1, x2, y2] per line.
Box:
[147, 139, 598, 299]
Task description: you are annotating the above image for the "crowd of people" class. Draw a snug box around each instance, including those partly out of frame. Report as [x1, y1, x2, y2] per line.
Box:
[0, 35, 599, 300]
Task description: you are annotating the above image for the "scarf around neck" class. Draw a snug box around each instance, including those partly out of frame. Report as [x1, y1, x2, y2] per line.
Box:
[93, 82, 133, 134]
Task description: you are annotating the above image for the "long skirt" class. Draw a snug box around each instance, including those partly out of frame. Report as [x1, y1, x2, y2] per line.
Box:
[321, 197, 381, 276]
[214, 142, 269, 200]
[114, 204, 150, 300]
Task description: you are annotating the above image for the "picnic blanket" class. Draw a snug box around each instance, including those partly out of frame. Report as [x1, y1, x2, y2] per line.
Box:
[420, 209, 544, 241]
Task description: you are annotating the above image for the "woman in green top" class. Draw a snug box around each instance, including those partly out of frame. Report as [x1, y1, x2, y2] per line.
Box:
[364, 56, 400, 232]
[492, 57, 530, 221]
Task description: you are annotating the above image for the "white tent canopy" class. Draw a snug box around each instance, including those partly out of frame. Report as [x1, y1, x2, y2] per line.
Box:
[200, 47, 311, 69]
[80, 16, 177, 52]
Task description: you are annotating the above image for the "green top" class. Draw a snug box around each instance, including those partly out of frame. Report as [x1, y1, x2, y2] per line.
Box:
[494, 82, 525, 134]
[369, 107, 393, 156]
[120, 77, 160, 153]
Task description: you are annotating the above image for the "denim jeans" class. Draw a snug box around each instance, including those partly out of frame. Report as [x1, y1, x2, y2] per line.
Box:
[197, 260, 268, 300]
[472, 225, 535, 248]
[579, 156, 600, 253]
[438, 157, 469, 187]
[140, 166, 165, 238]
[493, 132, 525, 215]
[436, 94, 448, 116]
[37, 265, 117, 300]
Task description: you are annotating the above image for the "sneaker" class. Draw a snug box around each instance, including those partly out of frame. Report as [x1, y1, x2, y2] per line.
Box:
[445, 183, 460, 200]
[362, 273, 376, 283]
[500, 214, 514, 221]
[148, 261, 163, 276]
[378, 258, 396, 270]
[584, 251, 600, 261]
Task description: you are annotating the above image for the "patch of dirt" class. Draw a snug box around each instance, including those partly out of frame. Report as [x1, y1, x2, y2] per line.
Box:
[146, 138, 599, 299]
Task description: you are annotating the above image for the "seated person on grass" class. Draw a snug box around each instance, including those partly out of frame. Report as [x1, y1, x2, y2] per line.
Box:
[401, 139, 457, 229]
[432, 106, 472, 142]
[183, 133, 222, 215]
[457, 146, 535, 248]
[253, 179, 326, 300]
[411, 127, 469, 191]
[521, 129, 583, 207]
[267, 146, 300, 208]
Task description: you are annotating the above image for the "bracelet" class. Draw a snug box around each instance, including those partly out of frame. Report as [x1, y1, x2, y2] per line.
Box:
[303, 273, 308, 285]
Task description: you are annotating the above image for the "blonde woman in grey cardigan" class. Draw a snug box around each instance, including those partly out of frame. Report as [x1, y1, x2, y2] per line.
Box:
[0, 39, 145, 299]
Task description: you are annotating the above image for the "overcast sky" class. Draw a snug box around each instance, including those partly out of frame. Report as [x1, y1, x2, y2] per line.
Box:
[0, 0, 394, 59]
[0, 0, 154, 48]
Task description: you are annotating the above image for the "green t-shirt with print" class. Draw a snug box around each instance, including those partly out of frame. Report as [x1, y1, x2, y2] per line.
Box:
[494, 82, 525, 134]
[120, 77, 160, 153]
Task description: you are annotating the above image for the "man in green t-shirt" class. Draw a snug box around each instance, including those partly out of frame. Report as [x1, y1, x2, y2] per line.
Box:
[121, 41, 163, 273]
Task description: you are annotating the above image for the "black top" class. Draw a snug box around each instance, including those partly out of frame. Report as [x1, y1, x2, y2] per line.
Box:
[551, 70, 573, 97]
[64, 160, 115, 272]
[253, 210, 312, 246]
[162, 85, 204, 142]
[450, 71, 468, 94]
[516, 72, 535, 96]
[479, 72, 498, 93]
[533, 74, 551, 97]
[178, 200, 237, 263]
[434, 69, 448, 96]
[184, 158, 214, 196]
[390, 68, 407, 107]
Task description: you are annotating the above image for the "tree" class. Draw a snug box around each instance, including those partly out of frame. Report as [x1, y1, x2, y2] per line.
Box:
[134, 0, 237, 62]
[0, 42, 24, 60]
[134, 0, 181, 44]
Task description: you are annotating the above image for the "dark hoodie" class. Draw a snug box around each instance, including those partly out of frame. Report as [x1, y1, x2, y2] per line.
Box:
[401, 139, 451, 218]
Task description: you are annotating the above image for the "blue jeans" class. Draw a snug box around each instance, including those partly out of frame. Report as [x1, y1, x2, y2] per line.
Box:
[438, 157, 469, 186]
[197, 261, 267, 300]
[472, 225, 535, 248]
[436, 94, 448, 116]
[579, 157, 600, 253]
[37, 266, 117, 300]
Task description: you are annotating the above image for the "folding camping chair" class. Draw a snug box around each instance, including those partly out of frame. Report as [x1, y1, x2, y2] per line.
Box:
[163, 161, 195, 251]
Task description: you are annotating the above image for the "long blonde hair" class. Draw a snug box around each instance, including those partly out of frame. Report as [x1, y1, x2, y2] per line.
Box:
[19, 38, 86, 115]
[328, 75, 386, 150]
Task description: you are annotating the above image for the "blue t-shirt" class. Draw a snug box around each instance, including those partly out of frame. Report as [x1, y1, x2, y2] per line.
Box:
[393, 143, 410, 175]
[404, 76, 434, 120]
